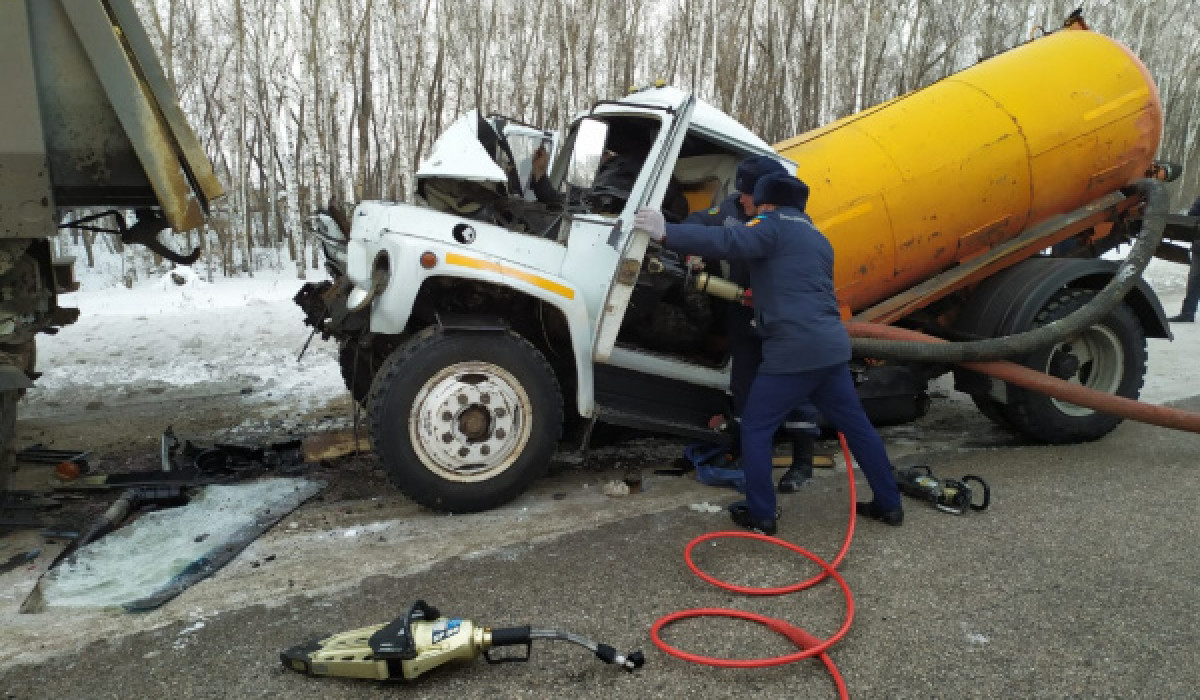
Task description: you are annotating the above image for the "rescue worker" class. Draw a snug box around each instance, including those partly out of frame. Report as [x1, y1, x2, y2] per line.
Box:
[1168, 193, 1200, 323]
[684, 155, 819, 492]
[634, 173, 904, 533]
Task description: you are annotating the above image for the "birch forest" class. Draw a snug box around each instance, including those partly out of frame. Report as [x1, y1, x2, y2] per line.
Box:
[78, 0, 1200, 279]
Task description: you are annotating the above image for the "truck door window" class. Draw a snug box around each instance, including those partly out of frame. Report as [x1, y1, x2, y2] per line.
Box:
[557, 115, 662, 219]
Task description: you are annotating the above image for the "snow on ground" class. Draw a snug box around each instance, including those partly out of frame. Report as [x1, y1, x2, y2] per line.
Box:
[21, 255, 344, 420]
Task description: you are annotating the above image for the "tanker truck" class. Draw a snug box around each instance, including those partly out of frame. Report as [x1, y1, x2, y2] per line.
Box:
[0, 0, 223, 493]
[297, 17, 1184, 513]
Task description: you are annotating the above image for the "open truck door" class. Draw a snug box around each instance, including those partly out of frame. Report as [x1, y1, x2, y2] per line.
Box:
[592, 95, 697, 363]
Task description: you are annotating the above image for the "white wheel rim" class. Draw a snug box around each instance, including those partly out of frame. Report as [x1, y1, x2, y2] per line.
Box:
[1046, 325, 1125, 417]
[409, 361, 533, 482]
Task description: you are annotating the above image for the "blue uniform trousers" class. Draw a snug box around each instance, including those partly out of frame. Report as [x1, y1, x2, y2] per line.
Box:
[741, 363, 902, 521]
[729, 314, 820, 433]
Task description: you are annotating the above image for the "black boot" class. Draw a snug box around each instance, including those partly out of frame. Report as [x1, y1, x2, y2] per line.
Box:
[728, 501, 778, 535]
[778, 433, 815, 493]
[855, 500, 904, 526]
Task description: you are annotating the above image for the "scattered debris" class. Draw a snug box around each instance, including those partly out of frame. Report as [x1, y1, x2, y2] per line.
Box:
[27, 478, 324, 612]
[602, 480, 630, 497]
[688, 502, 724, 514]
[301, 429, 371, 462]
[17, 445, 90, 473]
[161, 427, 306, 475]
[0, 492, 52, 532]
[56, 486, 189, 566]
[44, 429, 310, 494]
[0, 548, 41, 575]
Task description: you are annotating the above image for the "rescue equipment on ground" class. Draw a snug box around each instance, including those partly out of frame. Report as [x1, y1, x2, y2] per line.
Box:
[651, 434, 860, 699]
[894, 465, 990, 515]
[281, 599, 644, 682]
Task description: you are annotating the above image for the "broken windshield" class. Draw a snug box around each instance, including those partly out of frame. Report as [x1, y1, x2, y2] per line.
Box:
[415, 110, 665, 242]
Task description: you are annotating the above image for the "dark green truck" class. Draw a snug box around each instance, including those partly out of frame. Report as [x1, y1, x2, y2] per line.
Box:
[0, 0, 221, 492]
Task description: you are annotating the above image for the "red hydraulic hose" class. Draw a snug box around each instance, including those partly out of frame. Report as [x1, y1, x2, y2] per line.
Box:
[845, 321, 1200, 434]
[651, 434, 859, 699]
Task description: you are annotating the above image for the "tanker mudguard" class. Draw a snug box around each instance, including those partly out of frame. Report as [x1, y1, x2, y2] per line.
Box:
[955, 257, 1170, 341]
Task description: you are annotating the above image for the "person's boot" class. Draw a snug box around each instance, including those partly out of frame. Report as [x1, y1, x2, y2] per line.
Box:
[855, 500, 904, 526]
[778, 433, 815, 493]
[728, 501, 778, 535]
[1168, 312, 1195, 323]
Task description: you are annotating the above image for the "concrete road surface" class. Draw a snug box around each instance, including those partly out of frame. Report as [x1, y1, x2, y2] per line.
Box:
[2, 391, 1198, 699]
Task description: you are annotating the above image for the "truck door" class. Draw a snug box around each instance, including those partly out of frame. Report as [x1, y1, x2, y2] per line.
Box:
[592, 96, 697, 362]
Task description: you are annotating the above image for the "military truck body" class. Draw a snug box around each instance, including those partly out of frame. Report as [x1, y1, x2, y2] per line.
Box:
[0, 0, 222, 491]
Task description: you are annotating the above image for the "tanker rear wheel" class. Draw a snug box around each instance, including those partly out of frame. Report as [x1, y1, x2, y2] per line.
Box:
[1003, 289, 1145, 444]
[970, 394, 1013, 430]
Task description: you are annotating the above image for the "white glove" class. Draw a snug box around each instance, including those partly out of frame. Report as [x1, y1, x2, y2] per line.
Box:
[633, 207, 666, 242]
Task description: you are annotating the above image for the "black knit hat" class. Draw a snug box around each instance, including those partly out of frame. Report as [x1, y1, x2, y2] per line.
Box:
[735, 155, 787, 195]
[752, 173, 810, 210]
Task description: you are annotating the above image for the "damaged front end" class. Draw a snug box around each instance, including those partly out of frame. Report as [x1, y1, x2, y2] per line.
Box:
[295, 209, 400, 404]
[295, 210, 360, 342]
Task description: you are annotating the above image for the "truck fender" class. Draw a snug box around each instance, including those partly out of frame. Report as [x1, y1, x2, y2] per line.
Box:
[390, 273, 596, 420]
[434, 313, 510, 333]
[954, 257, 1170, 342]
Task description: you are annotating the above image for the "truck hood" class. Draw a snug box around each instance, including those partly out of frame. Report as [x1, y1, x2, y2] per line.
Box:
[351, 200, 568, 272]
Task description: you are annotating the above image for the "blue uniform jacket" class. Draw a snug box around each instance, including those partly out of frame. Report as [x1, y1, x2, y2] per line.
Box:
[684, 193, 744, 227]
[664, 207, 851, 374]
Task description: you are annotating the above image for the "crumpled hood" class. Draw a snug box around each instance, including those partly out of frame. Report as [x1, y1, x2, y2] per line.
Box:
[415, 110, 507, 184]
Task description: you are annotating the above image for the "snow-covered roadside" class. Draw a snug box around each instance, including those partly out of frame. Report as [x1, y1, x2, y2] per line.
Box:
[21, 265, 344, 420]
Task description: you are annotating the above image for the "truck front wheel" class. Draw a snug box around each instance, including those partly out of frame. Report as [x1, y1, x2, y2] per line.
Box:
[367, 328, 563, 512]
[1004, 289, 1146, 443]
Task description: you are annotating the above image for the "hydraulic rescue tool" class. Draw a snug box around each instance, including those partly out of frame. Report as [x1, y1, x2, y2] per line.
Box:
[281, 600, 644, 682]
[894, 466, 991, 515]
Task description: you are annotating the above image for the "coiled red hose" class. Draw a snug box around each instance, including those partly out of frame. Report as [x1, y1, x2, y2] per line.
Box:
[650, 434, 859, 699]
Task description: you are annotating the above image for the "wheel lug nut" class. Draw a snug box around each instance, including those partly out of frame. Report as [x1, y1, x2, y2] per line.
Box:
[480, 393, 491, 404]
[458, 447, 470, 457]
[442, 433, 453, 443]
[457, 394, 468, 405]
[495, 428, 506, 439]
[480, 446, 490, 456]
[441, 411, 453, 421]
[494, 408, 506, 418]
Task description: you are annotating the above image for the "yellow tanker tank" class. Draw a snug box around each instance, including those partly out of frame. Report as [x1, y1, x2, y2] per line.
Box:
[775, 28, 1162, 314]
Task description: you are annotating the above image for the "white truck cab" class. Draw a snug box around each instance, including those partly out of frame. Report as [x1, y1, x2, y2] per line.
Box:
[298, 87, 794, 512]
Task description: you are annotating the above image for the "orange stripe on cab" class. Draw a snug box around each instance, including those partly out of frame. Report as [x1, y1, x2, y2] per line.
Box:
[444, 252, 575, 300]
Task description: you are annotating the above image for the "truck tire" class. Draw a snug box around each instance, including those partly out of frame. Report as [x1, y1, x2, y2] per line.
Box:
[367, 328, 563, 513]
[970, 394, 1014, 430]
[1004, 289, 1146, 444]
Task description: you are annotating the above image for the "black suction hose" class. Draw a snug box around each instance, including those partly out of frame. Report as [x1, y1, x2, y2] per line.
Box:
[849, 178, 1169, 363]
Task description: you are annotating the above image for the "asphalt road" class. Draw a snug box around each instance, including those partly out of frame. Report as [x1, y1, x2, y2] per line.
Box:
[3, 394, 1198, 699]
